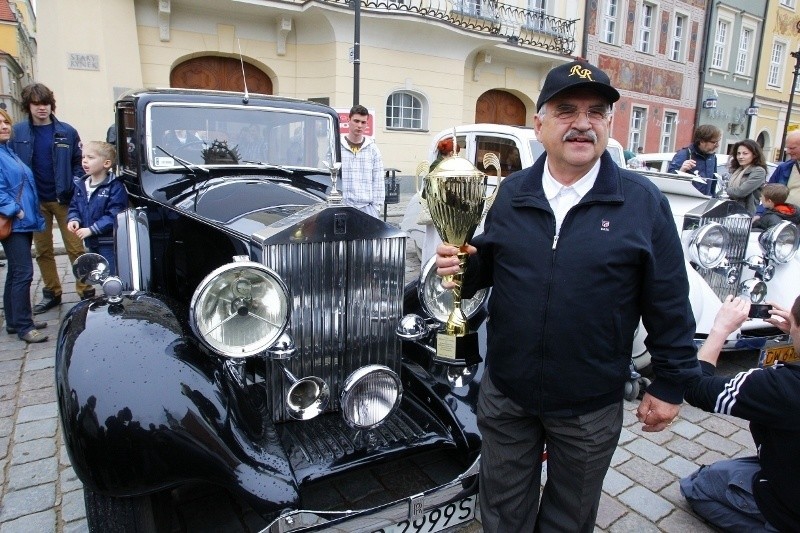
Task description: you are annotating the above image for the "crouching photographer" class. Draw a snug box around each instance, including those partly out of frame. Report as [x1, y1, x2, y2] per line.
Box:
[680, 294, 800, 532]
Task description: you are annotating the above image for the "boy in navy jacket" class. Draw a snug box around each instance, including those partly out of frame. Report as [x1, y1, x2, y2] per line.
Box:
[67, 141, 128, 275]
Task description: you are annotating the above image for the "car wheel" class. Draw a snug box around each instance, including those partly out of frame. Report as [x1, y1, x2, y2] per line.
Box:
[84, 488, 171, 533]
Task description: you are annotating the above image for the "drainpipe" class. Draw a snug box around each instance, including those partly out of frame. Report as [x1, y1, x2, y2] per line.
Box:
[694, 1, 715, 130]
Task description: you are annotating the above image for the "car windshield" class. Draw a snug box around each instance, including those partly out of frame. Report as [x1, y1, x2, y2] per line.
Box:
[146, 103, 336, 170]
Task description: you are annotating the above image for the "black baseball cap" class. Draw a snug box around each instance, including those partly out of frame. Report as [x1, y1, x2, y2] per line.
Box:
[536, 60, 620, 111]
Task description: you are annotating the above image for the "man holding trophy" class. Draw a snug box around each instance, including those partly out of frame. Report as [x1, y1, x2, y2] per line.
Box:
[435, 60, 701, 531]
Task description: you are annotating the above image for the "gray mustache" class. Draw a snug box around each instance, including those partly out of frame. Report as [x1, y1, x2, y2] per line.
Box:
[562, 130, 598, 143]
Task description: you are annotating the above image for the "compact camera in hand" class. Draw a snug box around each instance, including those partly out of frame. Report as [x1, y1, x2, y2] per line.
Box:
[748, 304, 772, 319]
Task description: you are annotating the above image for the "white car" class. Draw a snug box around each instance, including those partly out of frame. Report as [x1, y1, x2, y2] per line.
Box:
[638, 152, 777, 181]
[403, 127, 800, 385]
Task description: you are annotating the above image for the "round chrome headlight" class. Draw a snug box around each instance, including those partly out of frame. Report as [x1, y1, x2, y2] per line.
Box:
[190, 262, 290, 358]
[758, 221, 800, 264]
[688, 223, 729, 269]
[341, 365, 402, 429]
[418, 256, 488, 323]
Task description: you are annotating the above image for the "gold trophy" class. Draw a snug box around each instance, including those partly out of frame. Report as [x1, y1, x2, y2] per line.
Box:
[418, 151, 500, 365]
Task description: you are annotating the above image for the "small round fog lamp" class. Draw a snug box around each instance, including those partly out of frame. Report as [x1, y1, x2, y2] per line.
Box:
[341, 365, 402, 429]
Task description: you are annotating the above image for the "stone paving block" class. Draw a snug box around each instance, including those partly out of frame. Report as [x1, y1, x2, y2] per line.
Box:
[617, 427, 636, 445]
[621, 405, 640, 427]
[729, 428, 756, 450]
[636, 426, 674, 445]
[7, 456, 58, 490]
[60, 466, 84, 493]
[0, 399, 15, 417]
[0, 359, 23, 376]
[61, 488, 87, 523]
[617, 485, 674, 522]
[695, 431, 743, 456]
[63, 519, 89, 533]
[695, 449, 728, 466]
[20, 368, 55, 392]
[608, 510, 661, 532]
[697, 415, 739, 437]
[623, 436, 671, 464]
[669, 420, 704, 440]
[676, 404, 710, 423]
[0, 384, 16, 401]
[25, 357, 55, 372]
[596, 492, 627, 529]
[615, 456, 675, 493]
[11, 437, 57, 465]
[658, 508, 718, 532]
[0, 416, 12, 437]
[15, 418, 58, 443]
[60, 444, 73, 467]
[660, 455, 700, 479]
[664, 435, 707, 461]
[18, 387, 56, 408]
[0, 435, 8, 459]
[658, 479, 694, 511]
[17, 402, 58, 423]
[0, 457, 5, 486]
[0, 347, 24, 362]
[0, 483, 56, 522]
[602, 468, 634, 496]
[0, 509, 56, 533]
[610, 446, 632, 467]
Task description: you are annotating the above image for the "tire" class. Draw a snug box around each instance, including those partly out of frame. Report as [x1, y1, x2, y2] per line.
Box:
[623, 379, 640, 402]
[84, 489, 170, 533]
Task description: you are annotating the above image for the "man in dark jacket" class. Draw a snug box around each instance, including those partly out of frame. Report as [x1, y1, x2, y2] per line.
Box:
[436, 60, 701, 532]
[668, 124, 722, 196]
[681, 294, 800, 532]
[11, 83, 92, 312]
[769, 130, 800, 206]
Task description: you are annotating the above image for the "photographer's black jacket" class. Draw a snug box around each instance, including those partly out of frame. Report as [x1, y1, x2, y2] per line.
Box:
[464, 151, 701, 416]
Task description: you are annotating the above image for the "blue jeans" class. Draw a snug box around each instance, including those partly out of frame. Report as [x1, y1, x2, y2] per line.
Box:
[89, 243, 116, 276]
[1, 231, 36, 338]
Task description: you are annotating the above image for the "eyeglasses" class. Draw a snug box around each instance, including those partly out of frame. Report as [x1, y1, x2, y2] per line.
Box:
[550, 107, 611, 124]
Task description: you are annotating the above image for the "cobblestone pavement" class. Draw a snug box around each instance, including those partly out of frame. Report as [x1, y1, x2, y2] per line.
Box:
[0, 198, 758, 532]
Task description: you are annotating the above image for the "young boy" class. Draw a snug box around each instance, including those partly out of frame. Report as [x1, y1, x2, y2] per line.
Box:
[752, 183, 800, 230]
[67, 141, 128, 276]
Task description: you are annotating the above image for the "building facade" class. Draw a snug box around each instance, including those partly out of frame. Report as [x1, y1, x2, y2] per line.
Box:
[0, 0, 36, 120]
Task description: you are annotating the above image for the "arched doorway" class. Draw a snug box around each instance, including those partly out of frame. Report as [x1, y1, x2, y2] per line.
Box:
[475, 90, 526, 125]
[171, 57, 273, 94]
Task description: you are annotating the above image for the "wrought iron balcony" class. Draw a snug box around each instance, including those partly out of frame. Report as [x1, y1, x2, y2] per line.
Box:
[324, 0, 577, 55]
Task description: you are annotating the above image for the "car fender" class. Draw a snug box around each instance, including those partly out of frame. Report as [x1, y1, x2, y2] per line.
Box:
[56, 294, 299, 515]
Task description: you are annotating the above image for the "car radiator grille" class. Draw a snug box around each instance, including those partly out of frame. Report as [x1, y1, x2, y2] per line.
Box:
[263, 237, 405, 422]
[699, 214, 751, 301]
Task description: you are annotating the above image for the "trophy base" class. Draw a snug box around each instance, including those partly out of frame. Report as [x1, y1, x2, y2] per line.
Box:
[434, 331, 482, 366]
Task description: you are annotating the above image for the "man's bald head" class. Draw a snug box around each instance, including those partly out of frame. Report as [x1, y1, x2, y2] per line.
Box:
[787, 131, 800, 161]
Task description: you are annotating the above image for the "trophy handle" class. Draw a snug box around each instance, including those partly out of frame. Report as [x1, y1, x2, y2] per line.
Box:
[415, 161, 430, 196]
[482, 152, 502, 204]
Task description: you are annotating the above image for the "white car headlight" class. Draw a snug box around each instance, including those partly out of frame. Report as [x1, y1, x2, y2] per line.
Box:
[418, 256, 488, 323]
[341, 365, 402, 429]
[688, 222, 729, 269]
[190, 262, 289, 358]
[759, 221, 800, 264]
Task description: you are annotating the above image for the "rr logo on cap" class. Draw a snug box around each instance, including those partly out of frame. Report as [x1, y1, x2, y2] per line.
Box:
[569, 65, 594, 81]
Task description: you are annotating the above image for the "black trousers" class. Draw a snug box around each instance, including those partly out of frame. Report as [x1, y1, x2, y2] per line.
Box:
[477, 372, 623, 532]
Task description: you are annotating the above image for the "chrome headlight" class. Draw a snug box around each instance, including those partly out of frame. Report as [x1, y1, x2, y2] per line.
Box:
[758, 221, 800, 264]
[341, 365, 402, 429]
[190, 262, 290, 358]
[418, 256, 488, 323]
[688, 222, 730, 269]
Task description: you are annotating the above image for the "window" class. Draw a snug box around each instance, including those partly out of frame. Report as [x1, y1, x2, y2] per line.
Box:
[639, 4, 655, 54]
[735, 27, 753, 75]
[629, 107, 646, 152]
[661, 112, 677, 153]
[454, 0, 496, 19]
[670, 14, 687, 62]
[711, 19, 729, 69]
[601, 0, 619, 44]
[525, 0, 547, 32]
[385, 91, 424, 130]
[780, 0, 795, 7]
[768, 41, 786, 88]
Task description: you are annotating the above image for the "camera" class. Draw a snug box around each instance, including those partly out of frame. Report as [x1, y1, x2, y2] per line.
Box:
[748, 304, 772, 319]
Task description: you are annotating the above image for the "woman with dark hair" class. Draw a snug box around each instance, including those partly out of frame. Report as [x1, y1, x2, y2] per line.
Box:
[0, 108, 47, 343]
[726, 139, 767, 214]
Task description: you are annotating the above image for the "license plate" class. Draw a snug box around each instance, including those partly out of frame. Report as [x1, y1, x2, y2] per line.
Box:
[758, 342, 799, 367]
[370, 495, 477, 533]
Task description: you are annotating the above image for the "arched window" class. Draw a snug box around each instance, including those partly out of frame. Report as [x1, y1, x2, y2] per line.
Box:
[385, 91, 426, 130]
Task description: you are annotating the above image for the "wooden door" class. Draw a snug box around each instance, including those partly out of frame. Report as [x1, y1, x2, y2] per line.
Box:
[171, 57, 273, 94]
[475, 90, 526, 125]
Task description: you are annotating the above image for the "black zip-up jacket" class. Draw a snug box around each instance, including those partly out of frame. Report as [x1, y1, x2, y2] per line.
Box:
[685, 361, 800, 532]
[463, 152, 701, 416]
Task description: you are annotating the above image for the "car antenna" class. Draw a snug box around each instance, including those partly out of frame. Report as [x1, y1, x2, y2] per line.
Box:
[238, 40, 249, 105]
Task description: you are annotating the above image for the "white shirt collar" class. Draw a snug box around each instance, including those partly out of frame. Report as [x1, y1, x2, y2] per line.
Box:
[541, 157, 601, 201]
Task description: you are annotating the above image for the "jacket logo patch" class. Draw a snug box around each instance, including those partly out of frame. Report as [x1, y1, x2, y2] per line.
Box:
[601, 219, 610, 232]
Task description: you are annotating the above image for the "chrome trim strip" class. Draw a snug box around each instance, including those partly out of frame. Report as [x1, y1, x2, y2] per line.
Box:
[127, 209, 142, 292]
[259, 457, 480, 532]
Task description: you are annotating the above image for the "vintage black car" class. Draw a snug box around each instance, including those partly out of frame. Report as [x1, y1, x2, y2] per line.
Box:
[55, 89, 488, 531]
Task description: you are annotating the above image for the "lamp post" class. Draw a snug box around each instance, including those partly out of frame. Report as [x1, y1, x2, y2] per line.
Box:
[778, 21, 800, 161]
[352, 0, 361, 106]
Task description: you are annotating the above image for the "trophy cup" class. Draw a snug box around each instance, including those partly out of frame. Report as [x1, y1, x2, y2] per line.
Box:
[418, 151, 500, 365]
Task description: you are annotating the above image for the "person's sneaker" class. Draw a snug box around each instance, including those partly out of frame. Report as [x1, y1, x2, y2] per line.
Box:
[19, 329, 48, 343]
[6, 322, 47, 335]
[33, 290, 61, 314]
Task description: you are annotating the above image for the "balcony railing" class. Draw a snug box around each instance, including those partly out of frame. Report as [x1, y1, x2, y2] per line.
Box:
[322, 0, 576, 55]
